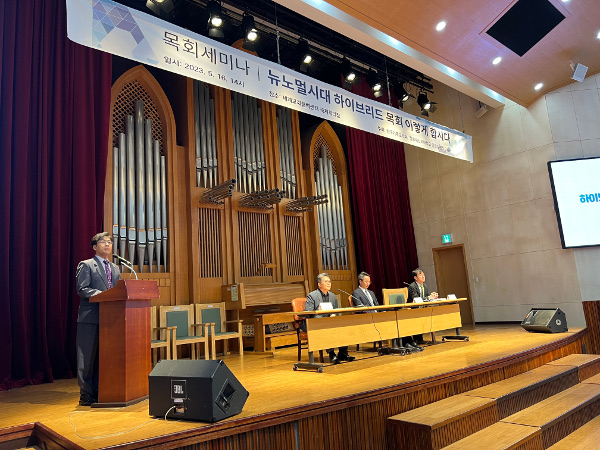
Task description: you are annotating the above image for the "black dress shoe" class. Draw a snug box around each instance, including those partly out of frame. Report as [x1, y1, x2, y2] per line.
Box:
[416, 340, 426, 346]
[329, 352, 339, 364]
[79, 398, 94, 406]
[338, 353, 355, 362]
[411, 342, 424, 351]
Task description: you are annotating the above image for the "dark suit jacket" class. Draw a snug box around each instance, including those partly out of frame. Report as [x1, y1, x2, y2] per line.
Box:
[351, 288, 379, 307]
[76, 256, 121, 324]
[305, 289, 339, 318]
[407, 281, 430, 303]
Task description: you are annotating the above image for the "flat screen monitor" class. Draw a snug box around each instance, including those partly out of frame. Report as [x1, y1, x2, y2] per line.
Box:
[548, 157, 600, 248]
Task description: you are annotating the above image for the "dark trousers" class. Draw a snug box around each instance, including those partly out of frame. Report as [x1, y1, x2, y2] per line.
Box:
[76, 322, 99, 400]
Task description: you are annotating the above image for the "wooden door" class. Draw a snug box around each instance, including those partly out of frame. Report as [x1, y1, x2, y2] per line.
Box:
[432, 244, 474, 325]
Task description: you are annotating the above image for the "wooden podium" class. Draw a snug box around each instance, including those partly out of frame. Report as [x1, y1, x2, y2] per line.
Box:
[91, 279, 159, 407]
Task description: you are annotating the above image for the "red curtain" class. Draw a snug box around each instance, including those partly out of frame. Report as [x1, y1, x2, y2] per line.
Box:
[0, 0, 112, 389]
[346, 78, 418, 297]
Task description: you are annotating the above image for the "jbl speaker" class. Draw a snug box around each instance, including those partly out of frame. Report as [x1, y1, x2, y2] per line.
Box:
[149, 359, 249, 422]
[521, 308, 568, 333]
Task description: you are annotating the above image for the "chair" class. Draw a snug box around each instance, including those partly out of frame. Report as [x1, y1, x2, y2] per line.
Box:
[291, 297, 324, 363]
[195, 303, 243, 359]
[382, 288, 408, 305]
[150, 305, 175, 365]
[160, 305, 210, 360]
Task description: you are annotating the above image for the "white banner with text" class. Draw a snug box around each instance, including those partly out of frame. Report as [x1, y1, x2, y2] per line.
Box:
[66, 0, 473, 162]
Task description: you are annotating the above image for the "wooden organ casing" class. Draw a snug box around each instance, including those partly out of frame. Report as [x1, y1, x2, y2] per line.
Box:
[104, 65, 358, 345]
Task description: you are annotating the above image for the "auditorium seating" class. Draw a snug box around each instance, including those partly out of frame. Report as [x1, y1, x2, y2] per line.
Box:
[387, 354, 600, 450]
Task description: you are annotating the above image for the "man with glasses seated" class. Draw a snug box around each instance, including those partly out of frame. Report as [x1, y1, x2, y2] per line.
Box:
[303, 273, 355, 365]
[75, 232, 121, 406]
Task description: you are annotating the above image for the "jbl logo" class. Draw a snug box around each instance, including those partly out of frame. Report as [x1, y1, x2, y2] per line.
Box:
[171, 380, 187, 399]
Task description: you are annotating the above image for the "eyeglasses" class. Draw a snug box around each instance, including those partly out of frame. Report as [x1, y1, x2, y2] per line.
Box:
[97, 240, 113, 245]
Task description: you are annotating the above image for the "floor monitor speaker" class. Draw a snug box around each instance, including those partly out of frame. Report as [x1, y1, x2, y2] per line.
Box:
[149, 359, 249, 422]
[521, 308, 568, 333]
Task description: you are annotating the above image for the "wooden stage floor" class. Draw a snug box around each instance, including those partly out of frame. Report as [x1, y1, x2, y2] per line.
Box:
[0, 324, 586, 449]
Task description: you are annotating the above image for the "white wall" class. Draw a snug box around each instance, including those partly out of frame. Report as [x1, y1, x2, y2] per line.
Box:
[402, 74, 600, 327]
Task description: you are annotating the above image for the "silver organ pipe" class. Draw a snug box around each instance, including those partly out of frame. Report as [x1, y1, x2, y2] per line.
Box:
[193, 80, 217, 189]
[153, 140, 162, 272]
[113, 101, 167, 273]
[232, 92, 266, 194]
[314, 147, 347, 270]
[112, 146, 119, 259]
[145, 118, 155, 273]
[135, 101, 147, 273]
[125, 115, 136, 268]
[276, 107, 297, 199]
[118, 133, 127, 262]
[161, 154, 168, 269]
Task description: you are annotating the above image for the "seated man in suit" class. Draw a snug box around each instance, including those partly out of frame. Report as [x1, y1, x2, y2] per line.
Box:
[304, 273, 355, 364]
[351, 272, 379, 312]
[75, 232, 121, 406]
[402, 268, 438, 350]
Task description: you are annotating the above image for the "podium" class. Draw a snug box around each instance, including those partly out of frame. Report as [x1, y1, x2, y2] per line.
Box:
[91, 279, 159, 407]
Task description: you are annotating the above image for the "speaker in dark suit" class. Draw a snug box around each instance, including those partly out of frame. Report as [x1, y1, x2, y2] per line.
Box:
[521, 308, 568, 333]
[149, 360, 249, 422]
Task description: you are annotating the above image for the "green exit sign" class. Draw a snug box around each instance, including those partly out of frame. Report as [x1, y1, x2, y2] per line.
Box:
[442, 234, 452, 244]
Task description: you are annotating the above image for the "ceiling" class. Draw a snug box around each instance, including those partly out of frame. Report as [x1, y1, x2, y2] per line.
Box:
[275, 0, 600, 108]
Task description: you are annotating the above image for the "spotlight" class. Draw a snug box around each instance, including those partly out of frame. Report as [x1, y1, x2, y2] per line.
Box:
[341, 58, 357, 89]
[242, 14, 258, 42]
[146, 0, 174, 18]
[297, 40, 313, 66]
[394, 83, 414, 108]
[417, 91, 436, 116]
[366, 70, 384, 98]
[207, 1, 224, 39]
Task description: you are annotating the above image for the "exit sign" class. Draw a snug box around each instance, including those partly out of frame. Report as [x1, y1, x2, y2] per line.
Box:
[442, 234, 452, 244]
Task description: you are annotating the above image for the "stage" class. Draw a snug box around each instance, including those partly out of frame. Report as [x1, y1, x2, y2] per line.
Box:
[0, 324, 589, 449]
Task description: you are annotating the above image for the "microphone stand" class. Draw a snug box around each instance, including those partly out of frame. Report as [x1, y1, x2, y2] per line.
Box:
[113, 254, 138, 280]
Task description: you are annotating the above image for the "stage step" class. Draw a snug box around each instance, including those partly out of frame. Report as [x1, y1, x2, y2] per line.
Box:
[387, 394, 498, 450]
[547, 414, 600, 449]
[464, 364, 580, 419]
[545, 353, 600, 382]
[443, 382, 600, 449]
[386, 362, 581, 449]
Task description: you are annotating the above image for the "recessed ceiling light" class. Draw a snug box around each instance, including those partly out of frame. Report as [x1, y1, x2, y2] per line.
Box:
[597, 31, 600, 40]
[492, 56, 502, 65]
[436, 21, 446, 32]
[561, 0, 570, 3]
[534, 83, 544, 90]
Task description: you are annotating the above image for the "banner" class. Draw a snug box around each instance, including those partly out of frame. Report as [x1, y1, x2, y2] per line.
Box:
[66, 0, 473, 162]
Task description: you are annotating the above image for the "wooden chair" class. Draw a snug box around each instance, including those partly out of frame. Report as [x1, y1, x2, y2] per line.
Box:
[291, 297, 324, 363]
[195, 303, 243, 359]
[150, 305, 175, 365]
[382, 288, 408, 305]
[160, 305, 210, 360]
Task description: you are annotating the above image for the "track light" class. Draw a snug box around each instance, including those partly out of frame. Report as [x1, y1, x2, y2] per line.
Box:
[242, 14, 258, 42]
[394, 83, 414, 109]
[207, 1, 224, 38]
[341, 58, 357, 89]
[146, 0, 174, 18]
[366, 70, 383, 98]
[297, 40, 313, 66]
[417, 91, 436, 116]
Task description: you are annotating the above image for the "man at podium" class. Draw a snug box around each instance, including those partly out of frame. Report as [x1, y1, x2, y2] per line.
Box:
[75, 232, 121, 406]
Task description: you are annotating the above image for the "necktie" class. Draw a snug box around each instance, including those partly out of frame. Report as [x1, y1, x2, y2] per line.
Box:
[421, 284, 425, 299]
[104, 260, 112, 288]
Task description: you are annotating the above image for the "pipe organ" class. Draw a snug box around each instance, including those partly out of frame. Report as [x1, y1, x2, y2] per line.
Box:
[276, 107, 297, 199]
[111, 99, 168, 273]
[314, 147, 348, 271]
[107, 65, 356, 315]
[193, 80, 218, 188]
[231, 92, 266, 194]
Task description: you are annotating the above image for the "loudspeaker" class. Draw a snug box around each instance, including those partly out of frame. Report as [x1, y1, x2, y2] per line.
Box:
[570, 63, 588, 82]
[521, 308, 568, 333]
[149, 359, 249, 422]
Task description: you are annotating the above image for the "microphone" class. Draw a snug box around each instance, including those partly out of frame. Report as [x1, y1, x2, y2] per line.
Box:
[338, 288, 366, 307]
[113, 254, 138, 280]
[403, 282, 410, 286]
